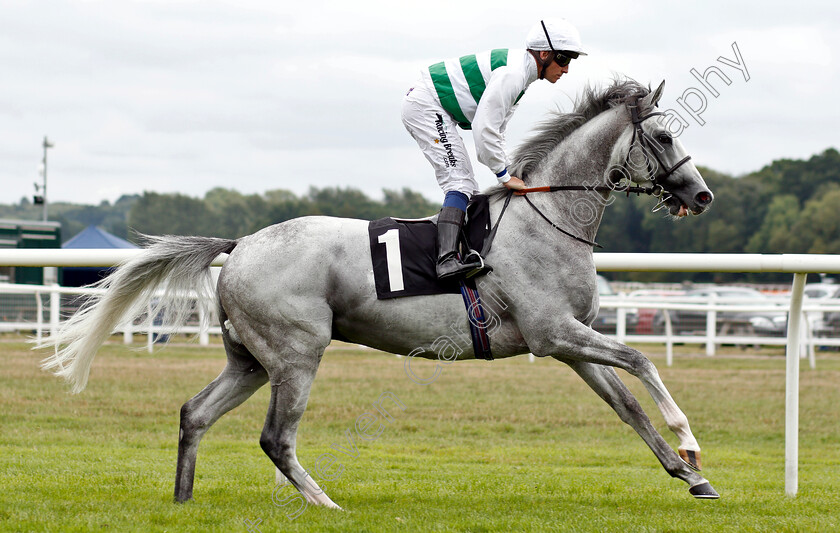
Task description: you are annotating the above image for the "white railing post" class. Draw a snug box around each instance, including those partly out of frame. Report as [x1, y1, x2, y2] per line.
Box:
[665, 310, 674, 367]
[616, 293, 627, 343]
[785, 272, 807, 497]
[49, 284, 60, 338]
[35, 289, 44, 343]
[706, 293, 717, 356]
[123, 321, 133, 344]
[199, 305, 209, 346]
[147, 301, 154, 354]
[802, 310, 815, 370]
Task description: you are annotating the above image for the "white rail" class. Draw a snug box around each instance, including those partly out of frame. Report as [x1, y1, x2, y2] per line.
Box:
[598, 294, 840, 367]
[4, 249, 840, 271]
[3, 249, 840, 498]
[7, 282, 837, 360]
[0, 282, 220, 351]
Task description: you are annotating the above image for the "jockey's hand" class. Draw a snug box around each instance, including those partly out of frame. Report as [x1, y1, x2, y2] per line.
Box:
[503, 176, 526, 190]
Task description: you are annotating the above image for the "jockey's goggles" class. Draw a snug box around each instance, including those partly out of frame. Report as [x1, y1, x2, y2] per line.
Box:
[553, 50, 579, 67]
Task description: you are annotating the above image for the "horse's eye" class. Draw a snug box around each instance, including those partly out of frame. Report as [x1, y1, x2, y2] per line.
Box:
[657, 133, 672, 145]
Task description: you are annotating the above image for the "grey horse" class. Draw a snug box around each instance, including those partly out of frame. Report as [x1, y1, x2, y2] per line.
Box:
[39, 79, 719, 508]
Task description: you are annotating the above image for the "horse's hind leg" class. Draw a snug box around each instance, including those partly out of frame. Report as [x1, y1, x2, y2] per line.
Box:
[564, 360, 718, 498]
[174, 335, 268, 503]
[259, 348, 341, 510]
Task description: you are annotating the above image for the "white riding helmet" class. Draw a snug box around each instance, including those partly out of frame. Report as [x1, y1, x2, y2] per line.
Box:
[526, 18, 587, 55]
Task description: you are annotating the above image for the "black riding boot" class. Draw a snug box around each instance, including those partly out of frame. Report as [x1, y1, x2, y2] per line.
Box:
[436, 206, 484, 280]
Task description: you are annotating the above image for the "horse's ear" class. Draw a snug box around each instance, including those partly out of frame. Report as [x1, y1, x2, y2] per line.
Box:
[644, 80, 665, 108]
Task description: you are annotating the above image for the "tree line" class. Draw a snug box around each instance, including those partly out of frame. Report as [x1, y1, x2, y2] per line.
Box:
[1, 187, 440, 242]
[2, 148, 837, 282]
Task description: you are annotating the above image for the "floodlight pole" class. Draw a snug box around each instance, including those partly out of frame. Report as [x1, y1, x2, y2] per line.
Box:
[41, 136, 54, 222]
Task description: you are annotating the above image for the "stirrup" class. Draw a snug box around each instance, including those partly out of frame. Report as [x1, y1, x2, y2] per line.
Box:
[462, 249, 492, 278]
[437, 253, 483, 280]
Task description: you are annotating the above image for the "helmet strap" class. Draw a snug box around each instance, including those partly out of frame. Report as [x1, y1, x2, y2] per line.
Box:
[539, 20, 556, 80]
[531, 50, 551, 80]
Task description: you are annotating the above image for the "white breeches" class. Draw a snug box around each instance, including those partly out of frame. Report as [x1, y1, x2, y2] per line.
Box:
[401, 84, 479, 198]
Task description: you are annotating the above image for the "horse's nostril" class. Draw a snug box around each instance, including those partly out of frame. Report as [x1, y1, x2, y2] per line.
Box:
[695, 191, 713, 206]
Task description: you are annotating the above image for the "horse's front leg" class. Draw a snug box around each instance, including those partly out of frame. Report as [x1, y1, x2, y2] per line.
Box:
[562, 359, 718, 498]
[526, 318, 711, 482]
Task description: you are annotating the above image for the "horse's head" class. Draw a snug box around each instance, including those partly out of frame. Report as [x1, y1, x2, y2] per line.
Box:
[614, 81, 714, 217]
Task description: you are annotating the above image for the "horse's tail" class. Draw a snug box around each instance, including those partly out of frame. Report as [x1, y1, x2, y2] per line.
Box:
[38, 234, 238, 393]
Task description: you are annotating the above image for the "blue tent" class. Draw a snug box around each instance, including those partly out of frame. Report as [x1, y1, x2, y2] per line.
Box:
[61, 226, 137, 286]
[63, 225, 137, 249]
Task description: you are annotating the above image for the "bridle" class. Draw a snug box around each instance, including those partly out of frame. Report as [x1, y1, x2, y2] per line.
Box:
[486, 97, 695, 249]
[624, 96, 692, 196]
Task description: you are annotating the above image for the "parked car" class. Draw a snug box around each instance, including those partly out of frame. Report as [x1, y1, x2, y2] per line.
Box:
[804, 283, 838, 300]
[816, 286, 840, 340]
[627, 289, 685, 334]
[665, 287, 787, 337]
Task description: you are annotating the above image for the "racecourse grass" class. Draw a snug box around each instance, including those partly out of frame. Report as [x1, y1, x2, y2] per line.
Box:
[1, 337, 839, 532]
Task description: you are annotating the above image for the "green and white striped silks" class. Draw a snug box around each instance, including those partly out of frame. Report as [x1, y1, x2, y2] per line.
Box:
[428, 49, 524, 130]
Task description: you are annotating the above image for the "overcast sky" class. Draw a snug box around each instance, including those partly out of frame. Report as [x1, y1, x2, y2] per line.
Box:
[2, 0, 837, 206]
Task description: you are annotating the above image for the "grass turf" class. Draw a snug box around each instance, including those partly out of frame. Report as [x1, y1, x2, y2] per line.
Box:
[1, 339, 838, 532]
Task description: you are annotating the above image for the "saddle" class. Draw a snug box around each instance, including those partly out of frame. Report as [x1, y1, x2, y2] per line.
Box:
[368, 195, 491, 300]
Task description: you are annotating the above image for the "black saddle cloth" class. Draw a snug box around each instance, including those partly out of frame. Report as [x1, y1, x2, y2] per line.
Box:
[368, 195, 491, 299]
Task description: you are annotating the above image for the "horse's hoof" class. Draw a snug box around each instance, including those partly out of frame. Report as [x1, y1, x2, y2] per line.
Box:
[689, 481, 719, 499]
[679, 448, 701, 471]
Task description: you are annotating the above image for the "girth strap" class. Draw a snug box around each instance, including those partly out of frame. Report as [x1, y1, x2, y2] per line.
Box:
[479, 190, 513, 258]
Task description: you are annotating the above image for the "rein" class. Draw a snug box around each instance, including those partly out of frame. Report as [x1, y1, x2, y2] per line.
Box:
[522, 194, 602, 248]
[511, 182, 664, 248]
[513, 184, 661, 195]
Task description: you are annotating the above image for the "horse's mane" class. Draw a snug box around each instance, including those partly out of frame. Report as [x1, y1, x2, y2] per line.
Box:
[508, 77, 651, 180]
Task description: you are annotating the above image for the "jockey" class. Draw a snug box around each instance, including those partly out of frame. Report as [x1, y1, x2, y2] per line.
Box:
[402, 18, 586, 280]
